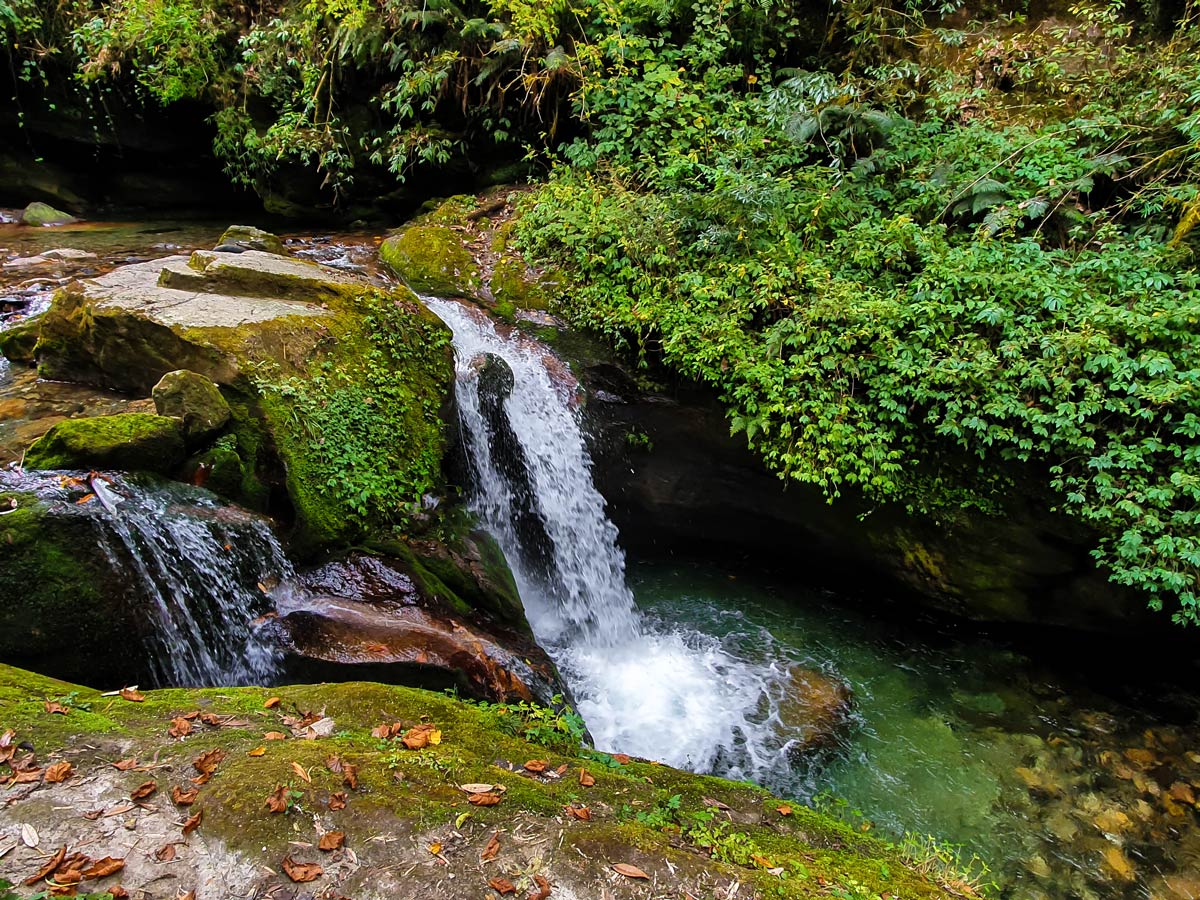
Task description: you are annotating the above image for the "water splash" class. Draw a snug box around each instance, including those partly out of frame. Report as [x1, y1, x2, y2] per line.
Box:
[2, 469, 287, 686]
[425, 298, 803, 776]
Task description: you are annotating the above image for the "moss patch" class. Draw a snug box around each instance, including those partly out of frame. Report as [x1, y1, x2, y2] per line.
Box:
[379, 224, 483, 298]
[24, 413, 185, 473]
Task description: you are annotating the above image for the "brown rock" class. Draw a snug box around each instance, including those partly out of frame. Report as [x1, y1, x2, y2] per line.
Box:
[778, 667, 853, 757]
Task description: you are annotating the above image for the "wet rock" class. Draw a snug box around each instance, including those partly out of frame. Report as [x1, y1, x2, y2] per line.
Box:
[19, 201, 75, 226]
[0, 318, 40, 362]
[40, 248, 97, 261]
[216, 225, 286, 255]
[778, 667, 853, 756]
[380, 222, 483, 298]
[152, 369, 231, 444]
[24, 413, 185, 474]
[1101, 844, 1137, 882]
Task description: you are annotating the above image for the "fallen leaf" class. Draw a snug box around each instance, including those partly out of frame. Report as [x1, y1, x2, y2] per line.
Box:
[461, 783, 496, 794]
[612, 754, 631, 764]
[155, 844, 178, 862]
[579, 769, 595, 787]
[20, 825, 39, 848]
[10, 769, 43, 784]
[168, 717, 193, 738]
[76, 492, 96, 504]
[172, 786, 199, 805]
[23, 845, 64, 885]
[481, 832, 501, 861]
[264, 697, 281, 709]
[182, 812, 202, 835]
[613, 863, 649, 879]
[291, 761, 312, 784]
[401, 723, 441, 750]
[81, 857, 125, 879]
[265, 785, 290, 814]
[370, 724, 391, 740]
[318, 831, 344, 852]
[281, 856, 323, 883]
[264, 732, 288, 741]
[110, 887, 131, 898]
[247, 746, 266, 757]
[328, 791, 347, 810]
[776, 805, 793, 817]
[174, 891, 194, 900]
[44, 701, 69, 715]
[428, 842, 443, 855]
[565, 805, 591, 821]
[554, 763, 569, 776]
[529, 874, 551, 899]
[181, 711, 200, 721]
[131, 780, 158, 801]
[199, 713, 222, 727]
[703, 797, 731, 811]
[488, 877, 516, 895]
[751, 853, 775, 869]
[342, 765, 359, 789]
[119, 688, 145, 703]
[82, 810, 103, 821]
[468, 792, 502, 807]
[325, 755, 342, 773]
[112, 759, 138, 771]
[192, 749, 225, 777]
[44, 762, 73, 784]
[523, 760, 548, 774]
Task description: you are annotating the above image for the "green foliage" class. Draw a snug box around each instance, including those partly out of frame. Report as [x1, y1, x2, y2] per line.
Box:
[517, 6, 1200, 624]
[468, 694, 588, 751]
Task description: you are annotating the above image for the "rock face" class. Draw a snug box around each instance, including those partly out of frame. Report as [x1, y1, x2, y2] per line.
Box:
[24, 413, 185, 473]
[152, 369, 232, 444]
[216, 224, 286, 255]
[19, 201, 75, 226]
[380, 222, 482, 297]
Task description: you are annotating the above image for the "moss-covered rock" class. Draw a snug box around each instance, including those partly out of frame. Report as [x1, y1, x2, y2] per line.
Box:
[19, 200, 75, 226]
[379, 223, 483, 297]
[0, 318, 40, 362]
[24, 413, 185, 473]
[216, 224, 286, 255]
[152, 369, 231, 444]
[0, 665, 962, 900]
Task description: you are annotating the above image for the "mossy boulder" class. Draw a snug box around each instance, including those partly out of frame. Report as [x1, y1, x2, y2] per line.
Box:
[216, 224, 286, 255]
[24, 413, 185, 473]
[379, 223, 483, 297]
[152, 369, 231, 444]
[19, 200, 75, 226]
[0, 317, 39, 362]
[0, 664, 961, 900]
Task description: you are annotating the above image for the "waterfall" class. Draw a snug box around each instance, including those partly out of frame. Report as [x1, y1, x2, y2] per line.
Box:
[426, 298, 799, 779]
[3, 470, 286, 687]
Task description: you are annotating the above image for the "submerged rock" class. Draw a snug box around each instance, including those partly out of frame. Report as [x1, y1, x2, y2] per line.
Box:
[152, 369, 231, 444]
[19, 201, 75, 226]
[778, 667, 854, 756]
[24, 413, 185, 473]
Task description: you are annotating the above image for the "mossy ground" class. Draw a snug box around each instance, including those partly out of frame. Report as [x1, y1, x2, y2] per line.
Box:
[0, 665, 960, 899]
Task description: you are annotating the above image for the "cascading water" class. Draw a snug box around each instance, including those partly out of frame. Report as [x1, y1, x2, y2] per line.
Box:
[2, 469, 287, 686]
[426, 298, 807, 781]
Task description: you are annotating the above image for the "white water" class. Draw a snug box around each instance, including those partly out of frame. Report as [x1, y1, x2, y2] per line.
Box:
[426, 298, 799, 776]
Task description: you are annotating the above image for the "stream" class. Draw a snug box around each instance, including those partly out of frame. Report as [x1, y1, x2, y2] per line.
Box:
[4, 220, 1200, 900]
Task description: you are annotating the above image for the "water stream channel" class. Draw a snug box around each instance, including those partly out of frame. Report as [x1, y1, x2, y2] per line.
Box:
[3, 219, 1200, 900]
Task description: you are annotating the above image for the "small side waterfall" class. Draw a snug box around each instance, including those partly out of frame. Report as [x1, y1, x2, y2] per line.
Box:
[427, 298, 800, 779]
[3, 470, 286, 686]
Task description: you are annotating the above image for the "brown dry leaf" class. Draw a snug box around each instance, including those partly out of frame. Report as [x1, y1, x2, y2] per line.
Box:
[612, 863, 649, 879]
[81, 857, 125, 879]
[529, 874, 551, 900]
[119, 688, 145, 703]
[44, 762, 73, 784]
[112, 758, 138, 771]
[168, 717, 193, 739]
[76, 493, 96, 505]
[370, 724, 391, 740]
[565, 805, 591, 821]
[247, 747, 266, 757]
[481, 833, 501, 862]
[401, 723, 441, 750]
[342, 765, 359, 790]
[328, 791, 347, 810]
[11, 769, 43, 784]
[24, 846, 66, 886]
[291, 761, 312, 784]
[264, 697, 281, 709]
[281, 856, 323, 883]
[181, 812, 202, 836]
[265, 785, 290, 814]
[776, 805, 793, 817]
[172, 786, 199, 806]
[181, 711, 200, 721]
[428, 842, 443, 855]
[702, 797, 731, 811]
[468, 792, 502, 807]
[130, 780, 158, 801]
[199, 713, 221, 727]
[155, 844, 178, 862]
[578, 769, 595, 787]
[189, 773, 211, 787]
[264, 732, 287, 741]
[44, 701, 69, 715]
[488, 877, 516, 895]
[82, 810, 103, 821]
[612, 753, 631, 764]
[325, 754, 343, 773]
[109, 887, 130, 899]
[174, 890, 194, 900]
[554, 763, 569, 776]
[523, 760, 548, 774]
[750, 853, 775, 869]
[318, 831, 344, 852]
[192, 749, 225, 777]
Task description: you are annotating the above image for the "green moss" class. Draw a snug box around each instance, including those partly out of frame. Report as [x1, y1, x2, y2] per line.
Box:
[490, 255, 549, 311]
[24, 413, 186, 473]
[379, 225, 482, 298]
[0, 318, 40, 363]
